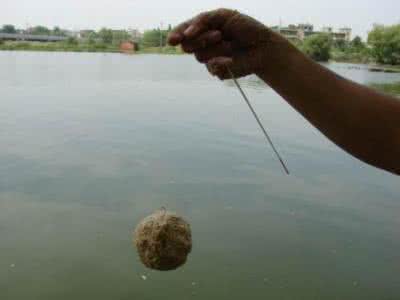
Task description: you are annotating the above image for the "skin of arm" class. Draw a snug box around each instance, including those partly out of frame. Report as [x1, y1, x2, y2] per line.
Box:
[168, 8, 400, 175]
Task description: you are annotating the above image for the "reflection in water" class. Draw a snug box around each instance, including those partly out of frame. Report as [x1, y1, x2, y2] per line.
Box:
[0, 52, 400, 300]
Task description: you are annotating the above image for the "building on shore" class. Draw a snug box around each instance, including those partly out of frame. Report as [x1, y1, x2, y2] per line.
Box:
[78, 30, 96, 39]
[271, 23, 352, 43]
[64, 30, 80, 38]
[128, 28, 143, 42]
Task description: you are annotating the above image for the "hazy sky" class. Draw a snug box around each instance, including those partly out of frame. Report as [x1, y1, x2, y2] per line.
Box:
[2, 0, 399, 38]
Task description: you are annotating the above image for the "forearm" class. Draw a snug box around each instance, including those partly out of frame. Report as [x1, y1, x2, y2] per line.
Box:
[168, 9, 400, 174]
[258, 31, 400, 174]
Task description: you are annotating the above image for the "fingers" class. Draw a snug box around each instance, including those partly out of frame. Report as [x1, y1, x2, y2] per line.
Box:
[181, 30, 222, 53]
[167, 21, 191, 46]
[168, 8, 238, 45]
[194, 41, 232, 63]
[206, 53, 252, 80]
[206, 57, 233, 79]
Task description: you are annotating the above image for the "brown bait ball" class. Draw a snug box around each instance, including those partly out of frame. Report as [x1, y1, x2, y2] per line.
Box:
[134, 209, 192, 271]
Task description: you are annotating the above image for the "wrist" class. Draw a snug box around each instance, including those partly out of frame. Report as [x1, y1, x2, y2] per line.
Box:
[255, 29, 299, 79]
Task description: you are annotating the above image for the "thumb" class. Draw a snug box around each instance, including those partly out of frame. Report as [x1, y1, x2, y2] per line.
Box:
[206, 57, 232, 79]
[206, 54, 250, 80]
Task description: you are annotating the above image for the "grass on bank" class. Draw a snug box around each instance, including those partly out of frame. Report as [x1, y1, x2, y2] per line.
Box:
[0, 41, 183, 54]
[0, 41, 399, 73]
[136, 46, 183, 54]
[0, 40, 120, 53]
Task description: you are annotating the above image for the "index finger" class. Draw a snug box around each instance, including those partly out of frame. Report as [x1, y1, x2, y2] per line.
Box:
[167, 12, 210, 46]
[167, 20, 191, 46]
[184, 9, 237, 38]
[168, 8, 238, 45]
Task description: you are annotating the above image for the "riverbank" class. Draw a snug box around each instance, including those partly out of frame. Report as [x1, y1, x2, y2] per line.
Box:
[136, 46, 183, 54]
[0, 41, 399, 72]
[0, 41, 183, 54]
[0, 41, 119, 53]
[367, 65, 400, 73]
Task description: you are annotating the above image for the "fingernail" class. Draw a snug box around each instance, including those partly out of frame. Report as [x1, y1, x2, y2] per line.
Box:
[184, 25, 196, 37]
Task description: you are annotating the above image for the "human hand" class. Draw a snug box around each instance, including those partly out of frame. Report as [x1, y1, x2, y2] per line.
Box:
[168, 8, 273, 80]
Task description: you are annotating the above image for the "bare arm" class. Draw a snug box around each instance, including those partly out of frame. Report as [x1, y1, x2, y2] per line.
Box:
[168, 9, 400, 175]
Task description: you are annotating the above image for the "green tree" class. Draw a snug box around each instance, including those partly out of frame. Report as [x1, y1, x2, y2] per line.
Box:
[333, 39, 348, 51]
[351, 36, 364, 49]
[52, 26, 65, 36]
[141, 28, 168, 48]
[302, 33, 333, 62]
[87, 33, 97, 46]
[1, 24, 17, 34]
[99, 28, 113, 44]
[31, 26, 51, 35]
[112, 30, 130, 46]
[88, 32, 98, 39]
[66, 37, 78, 46]
[79, 30, 96, 39]
[368, 24, 400, 65]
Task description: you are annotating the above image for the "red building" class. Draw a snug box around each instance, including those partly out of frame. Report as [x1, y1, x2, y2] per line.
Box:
[119, 41, 138, 54]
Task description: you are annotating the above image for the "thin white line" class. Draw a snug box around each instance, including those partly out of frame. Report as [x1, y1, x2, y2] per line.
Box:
[228, 68, 290, 175]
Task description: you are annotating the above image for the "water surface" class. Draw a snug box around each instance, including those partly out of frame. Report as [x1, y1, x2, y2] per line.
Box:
[1, 52, 400, 300]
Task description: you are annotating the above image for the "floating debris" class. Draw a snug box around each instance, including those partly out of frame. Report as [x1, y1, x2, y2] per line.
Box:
[134, 208, 192, 271]
[141, 275, 147, 281]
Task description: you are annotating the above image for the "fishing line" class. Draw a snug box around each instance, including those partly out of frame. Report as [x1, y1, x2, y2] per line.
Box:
[227, 67, 290, 175]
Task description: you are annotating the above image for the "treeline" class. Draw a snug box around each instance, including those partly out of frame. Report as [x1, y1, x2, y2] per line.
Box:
[0, 24, 132, 44]
[299, 24, 400, 65]
[141, 25, 171, 48]
[0, 24, 140, 53]
[0, 24, 66, 36]
[0, 23, 182, 53]
[3, 22, 398, 64]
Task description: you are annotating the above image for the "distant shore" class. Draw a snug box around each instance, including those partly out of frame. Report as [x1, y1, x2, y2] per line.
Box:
[0, 41, 183, 55]
[0, 41, 399, 73]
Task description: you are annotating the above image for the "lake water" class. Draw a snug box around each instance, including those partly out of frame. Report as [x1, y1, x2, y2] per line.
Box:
[1, 51, 399, 300]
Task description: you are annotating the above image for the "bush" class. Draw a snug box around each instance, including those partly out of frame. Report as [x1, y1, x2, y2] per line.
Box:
[331, 49, 371, 64]
[368, 24, 400, 65]
[66, 37, 78, 46]
[94, 42, 107, 50]
[14, 42, 30, 49]
[302, 33, 333, 62]
[350, 36, 364, 50]
[331, 36, 371, 64]
[141, 29, 168, 48]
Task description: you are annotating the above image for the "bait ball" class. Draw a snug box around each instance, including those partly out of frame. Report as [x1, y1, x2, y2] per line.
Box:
[134, 209, 192, 271]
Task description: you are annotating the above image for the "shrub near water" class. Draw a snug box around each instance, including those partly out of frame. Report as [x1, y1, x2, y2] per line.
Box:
[368, 24, 400, 65]
[331, 36, 371, 64]
[302, 33, 333, 62]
